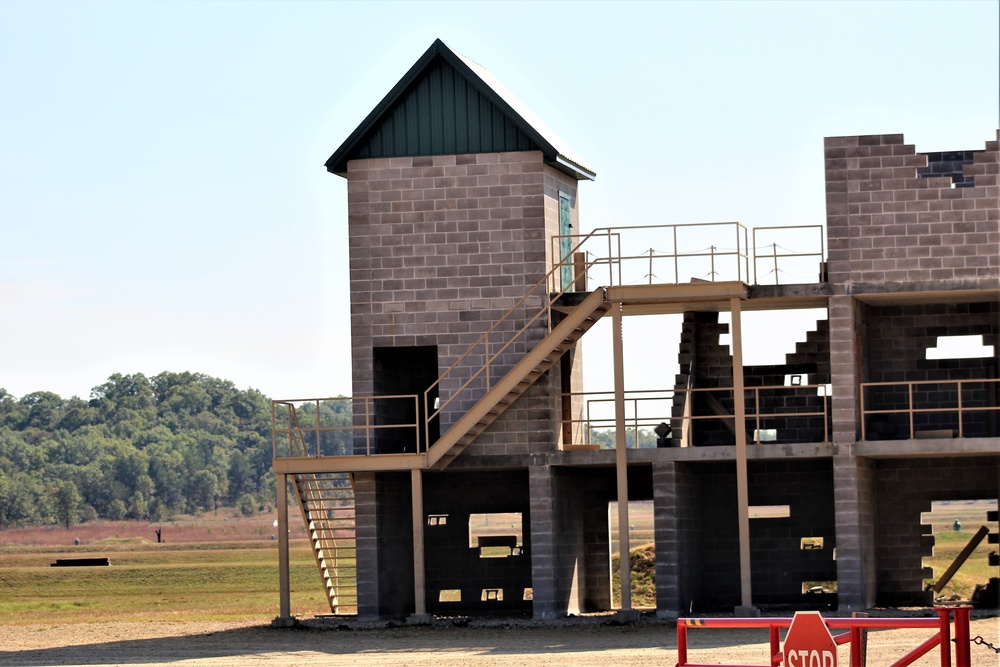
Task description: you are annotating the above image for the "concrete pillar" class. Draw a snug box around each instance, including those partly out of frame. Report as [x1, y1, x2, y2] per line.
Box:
[273, 473, 294, 626]
[653, 461, 680, 618]
[833, 455, 877, 610]
[528, 463, 559, 619]
[353, 472, 380, 621]
[829, 294, 860, 445]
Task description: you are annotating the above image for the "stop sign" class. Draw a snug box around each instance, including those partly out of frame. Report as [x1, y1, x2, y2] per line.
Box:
[783, 611, 837, 667]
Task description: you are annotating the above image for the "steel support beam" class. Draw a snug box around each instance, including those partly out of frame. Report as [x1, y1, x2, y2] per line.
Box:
[730, 296, 755, 612]
[612, 302, 632, 611]
[411, 469, 427, 617]
[276, 473, 292, 623]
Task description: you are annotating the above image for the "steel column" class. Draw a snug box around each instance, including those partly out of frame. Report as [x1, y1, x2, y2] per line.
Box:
[730, 297, 753, 610]
[612, 302, 631, 610]
[411, 468, 426, 616]
[277, 473, 291, 620]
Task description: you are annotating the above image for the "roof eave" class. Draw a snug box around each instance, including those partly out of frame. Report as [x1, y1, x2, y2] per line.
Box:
[552, 154, 596, 181]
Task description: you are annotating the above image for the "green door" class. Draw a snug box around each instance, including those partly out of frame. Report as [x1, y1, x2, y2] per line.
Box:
[559, 193, 572, 290]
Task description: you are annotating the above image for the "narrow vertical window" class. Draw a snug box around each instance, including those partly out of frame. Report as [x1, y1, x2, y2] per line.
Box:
[559, 192, 573, 290]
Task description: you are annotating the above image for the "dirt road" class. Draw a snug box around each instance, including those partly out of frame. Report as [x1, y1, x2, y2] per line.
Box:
[1, 615, 998, 666]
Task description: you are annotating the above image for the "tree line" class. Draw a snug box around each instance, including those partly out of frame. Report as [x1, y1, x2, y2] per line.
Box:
[0, 372, 282, 529]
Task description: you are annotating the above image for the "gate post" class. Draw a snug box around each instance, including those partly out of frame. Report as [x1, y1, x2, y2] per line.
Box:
[951, 606, 971, 667]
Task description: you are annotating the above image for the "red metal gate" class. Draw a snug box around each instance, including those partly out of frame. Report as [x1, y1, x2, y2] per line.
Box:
[676, 606, 972, 667]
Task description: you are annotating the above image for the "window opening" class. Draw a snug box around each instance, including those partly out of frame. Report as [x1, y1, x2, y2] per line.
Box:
[559, 192, 573, 290]
[438, 589, 461, 602]
[920, 499, 998, 599]
[749, 505, 791, 519]
[925, 334, 995, 360]
[801, 537, 824, 550]
[469, 512, 523, 558]
[609, 500, 655, 609]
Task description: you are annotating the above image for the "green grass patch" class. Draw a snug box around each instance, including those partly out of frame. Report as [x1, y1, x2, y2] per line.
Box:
[0, 540, 343, 624]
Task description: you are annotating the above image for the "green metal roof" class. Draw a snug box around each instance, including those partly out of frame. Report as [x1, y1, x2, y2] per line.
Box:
[325, 39, 595, 180]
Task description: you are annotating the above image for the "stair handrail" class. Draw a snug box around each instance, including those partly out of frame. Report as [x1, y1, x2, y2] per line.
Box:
[423, 228, 612, 447]
[272, 401, 311, 458]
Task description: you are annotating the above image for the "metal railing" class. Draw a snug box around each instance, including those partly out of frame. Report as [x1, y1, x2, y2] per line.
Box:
[559, 383, 831, 448]
[752, 224, 826, 285]
[551, 222, 752, 289]
[272, 395, 421, 458]
[677, 607, 973, 667]
[860, 378, 1000, 441]
[560, 389, 674, 449]
[551, 222, 826, 289]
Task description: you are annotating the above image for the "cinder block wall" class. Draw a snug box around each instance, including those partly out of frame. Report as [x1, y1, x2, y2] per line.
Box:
[355, 472, 414, 619]
[873, 456, 1000, 606]
[688, 460, 836, 611]
[862, 301, 999, 438]
[825, 132, 1000, 288]
[422, 470, 531, 616]
[654, 460, 703, 616]
[346, 151, 580, 458]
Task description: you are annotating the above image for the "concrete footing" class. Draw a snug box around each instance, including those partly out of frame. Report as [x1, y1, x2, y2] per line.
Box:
[734, 605, 760, 617]
[614, 609, 642, 624]
[407, 613, 434, 626]
[271, 616, 298, 628]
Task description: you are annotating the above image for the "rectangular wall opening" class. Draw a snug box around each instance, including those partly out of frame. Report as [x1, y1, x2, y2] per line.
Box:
[469, 512, 523, 558]
[920, 499, 999, 601]
[609, 500, 655, 609]
[372, 345, 439, 453]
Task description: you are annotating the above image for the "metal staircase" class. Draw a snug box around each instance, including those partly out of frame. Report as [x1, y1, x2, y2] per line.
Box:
[426, 288, 610, 469]
[290, 471, 357, 614]
[278, 411, 358, 614]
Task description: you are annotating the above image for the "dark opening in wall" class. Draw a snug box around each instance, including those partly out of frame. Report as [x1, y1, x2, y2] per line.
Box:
[372, 346, 440, 453]
[918, 150, 981, 188]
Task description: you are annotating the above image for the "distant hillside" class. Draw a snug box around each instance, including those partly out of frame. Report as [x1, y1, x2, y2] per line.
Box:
[0, 372, 290, 529]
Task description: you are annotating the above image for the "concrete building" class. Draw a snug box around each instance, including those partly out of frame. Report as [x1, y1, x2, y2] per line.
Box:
[271, 40, 1000, 622]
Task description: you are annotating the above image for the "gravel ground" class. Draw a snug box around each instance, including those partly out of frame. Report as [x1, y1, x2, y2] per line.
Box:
[0, 613, 998, 666]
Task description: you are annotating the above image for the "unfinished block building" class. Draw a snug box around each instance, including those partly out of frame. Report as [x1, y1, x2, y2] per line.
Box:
[271, 40, 1000, 622]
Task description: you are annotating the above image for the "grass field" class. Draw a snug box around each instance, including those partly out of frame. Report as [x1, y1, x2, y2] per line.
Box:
[0, 509, 333, 624]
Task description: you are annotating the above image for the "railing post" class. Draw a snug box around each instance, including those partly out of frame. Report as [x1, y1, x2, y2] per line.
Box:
[754, 387, 761, 443]
[648, 247, 654, 285]
[957, 380, 964, 438]
[860, 384, 867, 441]
[677, 623, 688, 666]
[315, 400, 321, 456]
[769, 624, 781, 667]
[937, 607, 953, 667]
[710, 245, 716, 281]
[772, 242, 779, 285]
[365, 398, 371, 456]
[673, 226, 679, 284]
[908, 383, 915, 439]
[952, 606, 971, 667]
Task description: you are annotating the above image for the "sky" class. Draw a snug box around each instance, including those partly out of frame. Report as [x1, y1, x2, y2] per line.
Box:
[1, 1, 998, 401]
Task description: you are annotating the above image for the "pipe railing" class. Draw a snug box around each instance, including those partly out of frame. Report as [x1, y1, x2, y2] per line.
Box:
[676, 607, 972, 667]
[559, 384, 831, 448]
[272, 395, 421, 458]
[860, 378, 1000, 440]
[751, 225, 826, 285]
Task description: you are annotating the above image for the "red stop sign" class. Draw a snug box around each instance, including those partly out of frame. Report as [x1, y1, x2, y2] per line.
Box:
[784, 611, 837, 667]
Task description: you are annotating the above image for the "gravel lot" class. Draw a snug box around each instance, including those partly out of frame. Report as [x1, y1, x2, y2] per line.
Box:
[1, 613, 998, 666]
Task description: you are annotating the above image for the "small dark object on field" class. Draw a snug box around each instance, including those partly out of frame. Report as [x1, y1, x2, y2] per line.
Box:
[51, 558, 110, 567]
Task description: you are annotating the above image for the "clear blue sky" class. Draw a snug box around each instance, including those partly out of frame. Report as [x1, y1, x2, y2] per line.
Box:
[1, 1, 997, 400]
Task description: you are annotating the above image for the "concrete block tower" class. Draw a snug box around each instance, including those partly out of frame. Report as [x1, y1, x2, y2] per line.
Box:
[325, 39, 595, 618]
